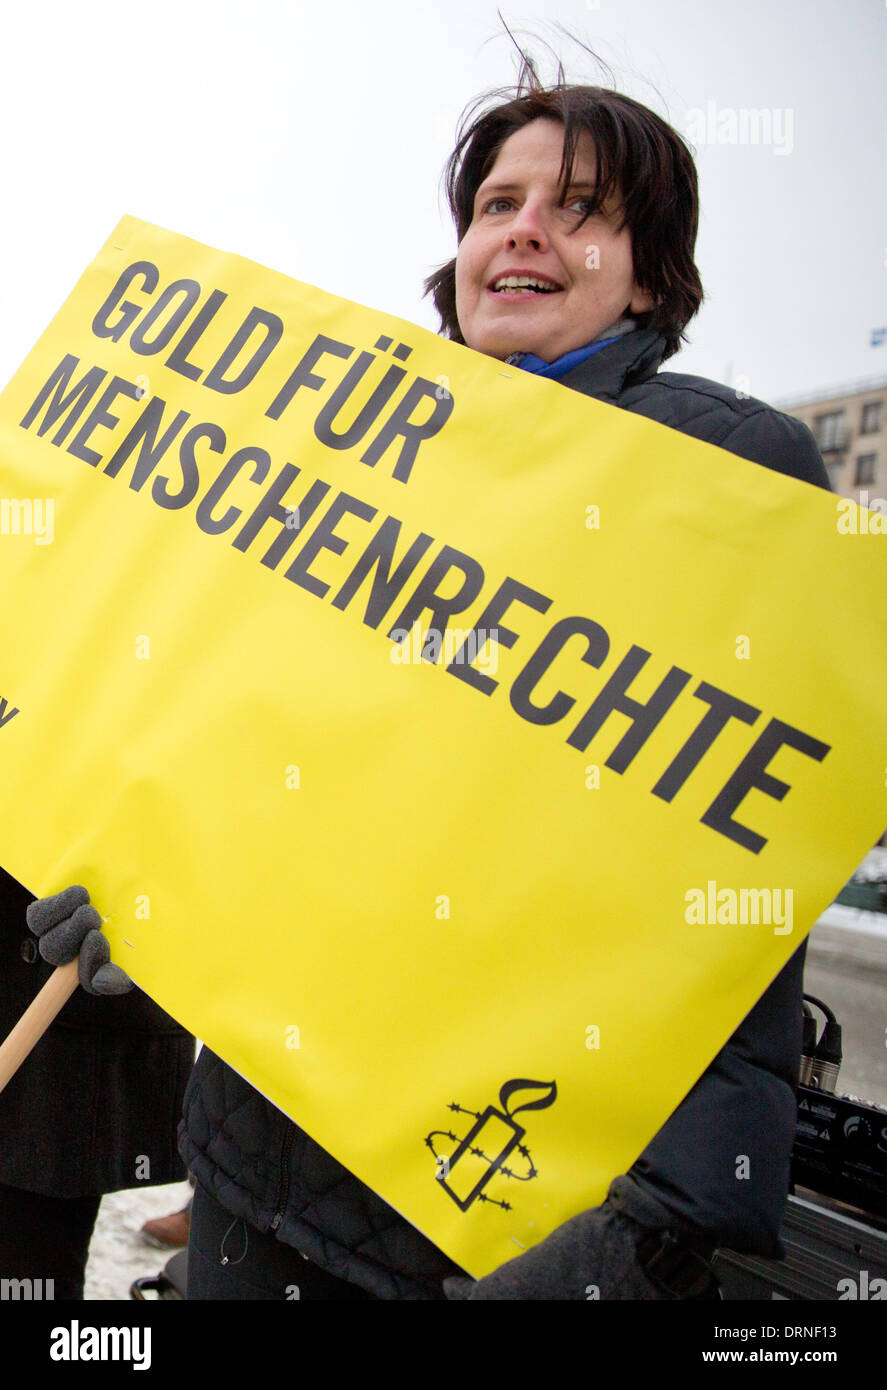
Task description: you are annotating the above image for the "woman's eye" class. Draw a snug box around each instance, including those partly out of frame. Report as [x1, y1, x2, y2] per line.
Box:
[478, 194, 598, 217]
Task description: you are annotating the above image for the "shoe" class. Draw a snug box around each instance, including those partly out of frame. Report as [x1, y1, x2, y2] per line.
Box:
[141, 1205, 191, 1249]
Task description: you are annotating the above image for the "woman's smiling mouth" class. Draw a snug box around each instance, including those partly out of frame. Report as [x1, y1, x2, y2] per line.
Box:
[486, 271, 565, 299]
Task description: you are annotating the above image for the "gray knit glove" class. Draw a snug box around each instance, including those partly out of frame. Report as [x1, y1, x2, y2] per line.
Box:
[26, 885, 134, 996]
[443, 1174, 716, 1300]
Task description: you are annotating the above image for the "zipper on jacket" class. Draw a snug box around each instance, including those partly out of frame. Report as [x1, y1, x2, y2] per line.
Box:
[270, 1121, 296, 1231]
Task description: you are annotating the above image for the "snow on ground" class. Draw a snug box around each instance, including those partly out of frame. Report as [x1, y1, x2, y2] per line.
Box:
[84, 1180, 192, 1301]
[856, 847, 887, 880]
[817, 903, 887, 939]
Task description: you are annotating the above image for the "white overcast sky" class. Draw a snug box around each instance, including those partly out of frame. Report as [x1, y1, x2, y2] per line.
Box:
[0, 0, 883, 405]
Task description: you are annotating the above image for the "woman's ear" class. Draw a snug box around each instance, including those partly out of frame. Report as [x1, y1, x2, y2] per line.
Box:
[629, 283, 656, 314]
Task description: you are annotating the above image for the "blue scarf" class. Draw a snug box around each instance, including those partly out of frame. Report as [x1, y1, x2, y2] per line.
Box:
[504, 336, 620, 381]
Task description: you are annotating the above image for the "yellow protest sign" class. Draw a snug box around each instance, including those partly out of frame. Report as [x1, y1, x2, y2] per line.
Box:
[0, 216, 884, 1276]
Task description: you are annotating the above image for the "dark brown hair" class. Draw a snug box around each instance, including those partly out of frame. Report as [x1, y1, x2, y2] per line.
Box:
[423, 42, 704, 361]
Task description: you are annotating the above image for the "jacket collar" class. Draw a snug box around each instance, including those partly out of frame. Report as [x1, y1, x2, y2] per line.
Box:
[557, 328, 667, 402]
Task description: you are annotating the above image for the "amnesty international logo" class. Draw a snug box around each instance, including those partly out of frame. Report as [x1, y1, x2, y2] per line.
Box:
[425, 1078, 557, 1212]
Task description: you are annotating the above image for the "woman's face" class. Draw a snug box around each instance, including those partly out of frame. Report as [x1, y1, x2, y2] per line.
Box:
[455, 117, 654, 363]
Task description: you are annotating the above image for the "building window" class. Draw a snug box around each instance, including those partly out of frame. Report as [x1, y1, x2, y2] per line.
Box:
[854, 453, 877, 486]
[814, 410, 845, 450]
[860, 401, 883, 434]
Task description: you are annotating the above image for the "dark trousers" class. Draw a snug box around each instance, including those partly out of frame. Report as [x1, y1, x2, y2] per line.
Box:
[187, 1181, 376, 1300]
[0, 1181, 101, 1300]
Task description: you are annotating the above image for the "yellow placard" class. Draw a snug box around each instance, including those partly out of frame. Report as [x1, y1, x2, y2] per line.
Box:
[0, 216, 884, 1276]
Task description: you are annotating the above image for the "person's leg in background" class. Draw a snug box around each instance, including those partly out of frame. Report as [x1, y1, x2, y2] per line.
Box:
[0, 1181, 102, 1300]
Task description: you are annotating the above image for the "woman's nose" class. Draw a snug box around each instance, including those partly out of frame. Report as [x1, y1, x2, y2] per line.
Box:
[505, 199, 550, 251]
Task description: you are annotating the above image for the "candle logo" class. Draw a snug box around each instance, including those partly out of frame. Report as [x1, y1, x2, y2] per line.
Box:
[425, 1077, 557, 1212]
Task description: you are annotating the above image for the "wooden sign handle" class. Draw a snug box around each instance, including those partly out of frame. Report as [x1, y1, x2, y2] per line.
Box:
[0, 960, 79, 1094]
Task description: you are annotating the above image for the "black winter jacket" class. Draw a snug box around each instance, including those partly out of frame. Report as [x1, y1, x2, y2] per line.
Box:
[179, 329, 831, 1297]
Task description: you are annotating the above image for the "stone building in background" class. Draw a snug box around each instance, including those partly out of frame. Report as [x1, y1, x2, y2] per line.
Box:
[775, 374, 886, 503]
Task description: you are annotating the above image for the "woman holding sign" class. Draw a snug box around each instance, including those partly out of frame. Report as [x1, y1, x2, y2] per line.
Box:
[179, 51, 831, 1301]
[24, 47, 829, 1299]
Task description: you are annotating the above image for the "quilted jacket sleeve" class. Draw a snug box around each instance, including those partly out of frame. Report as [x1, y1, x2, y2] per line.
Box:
[628, 940, 807, 1255]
